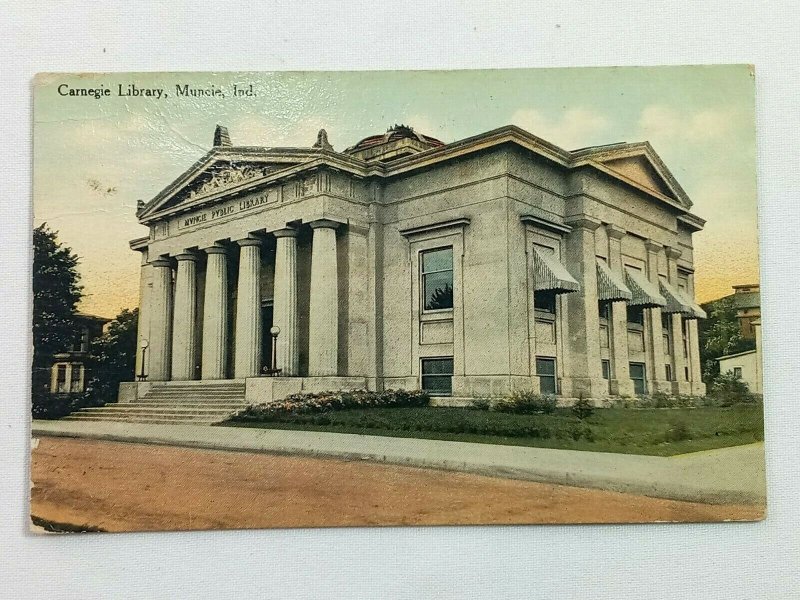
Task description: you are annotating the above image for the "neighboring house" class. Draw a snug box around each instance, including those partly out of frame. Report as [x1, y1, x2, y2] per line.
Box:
[49, 312, 109, 394]
[717, 319, 763, 394]
[715, 283, 761, 340]
[125, 123, 708, 404]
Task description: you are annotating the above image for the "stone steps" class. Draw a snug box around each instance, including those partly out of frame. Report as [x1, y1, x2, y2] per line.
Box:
[63, 381, 248, 425]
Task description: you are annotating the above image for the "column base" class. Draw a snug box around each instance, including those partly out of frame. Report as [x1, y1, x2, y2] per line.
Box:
[609, 378, 636, 397]
[117, 381, 152, 403]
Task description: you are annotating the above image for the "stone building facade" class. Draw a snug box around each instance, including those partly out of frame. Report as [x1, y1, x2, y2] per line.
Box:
[125, 124, 707, 403]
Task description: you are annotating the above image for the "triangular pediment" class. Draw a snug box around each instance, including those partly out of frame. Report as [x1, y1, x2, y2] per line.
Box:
[600, 155, 676, 199]
[572, 142, 692, 208]
[138, 149, 314, 220]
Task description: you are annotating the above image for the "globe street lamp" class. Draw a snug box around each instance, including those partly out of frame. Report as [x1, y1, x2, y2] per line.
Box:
[269, 326, 281, 375]
[138, 339, 149, 381]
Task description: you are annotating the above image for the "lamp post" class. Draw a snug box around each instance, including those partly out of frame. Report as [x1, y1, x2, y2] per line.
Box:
[269, 326, 281, 374]
[138, 339, 149, 381]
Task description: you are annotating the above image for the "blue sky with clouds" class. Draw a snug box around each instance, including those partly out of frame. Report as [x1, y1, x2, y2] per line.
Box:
[34, 66, 758, 317]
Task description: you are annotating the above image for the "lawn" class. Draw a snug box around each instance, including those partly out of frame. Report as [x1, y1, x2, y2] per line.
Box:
[222, 403, 764, 456]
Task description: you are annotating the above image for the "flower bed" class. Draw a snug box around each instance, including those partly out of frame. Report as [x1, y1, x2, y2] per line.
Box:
[232, 389, 430, 421]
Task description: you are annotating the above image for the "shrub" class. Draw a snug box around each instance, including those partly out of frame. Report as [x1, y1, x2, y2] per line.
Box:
[571, 395, 595, 420]
[232, 389, 430, 421]
[709, 371, 755, 406]
[493, 390, 557, 415]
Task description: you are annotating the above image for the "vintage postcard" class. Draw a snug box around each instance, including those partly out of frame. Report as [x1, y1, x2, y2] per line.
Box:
[31, 67, 765, 533]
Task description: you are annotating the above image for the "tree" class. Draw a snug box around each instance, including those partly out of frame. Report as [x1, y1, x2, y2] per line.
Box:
[698, 296, 755, 383]
[85, 308, 139, 405]
[32, 224, 82, 410]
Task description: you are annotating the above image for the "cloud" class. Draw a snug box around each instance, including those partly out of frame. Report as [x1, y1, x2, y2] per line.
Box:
[509, 107, 610, 149]
[637, 104, 738, 146]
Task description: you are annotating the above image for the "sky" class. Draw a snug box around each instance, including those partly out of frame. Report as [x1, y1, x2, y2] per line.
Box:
[33, 66, 759, 318]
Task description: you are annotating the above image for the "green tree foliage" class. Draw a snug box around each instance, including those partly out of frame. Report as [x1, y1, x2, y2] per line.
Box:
[85, 308, 139, 405]
[698, 297, 755, 382]
[32, 225, 82, 407]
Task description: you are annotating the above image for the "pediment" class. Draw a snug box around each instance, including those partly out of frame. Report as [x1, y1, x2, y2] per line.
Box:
[587, 144, 692, 208]
[600, 155, 676, 199]
[138, 150, 310, 220]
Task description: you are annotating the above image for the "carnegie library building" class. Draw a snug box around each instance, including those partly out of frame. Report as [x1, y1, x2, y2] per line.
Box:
[122, 123, 707, 409]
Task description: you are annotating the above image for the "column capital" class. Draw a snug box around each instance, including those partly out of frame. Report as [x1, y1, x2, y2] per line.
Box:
[564, 215, 602, 231]
[272, 227, 299, 238]
[308, 219, 341, 230]
[644, 239, 664, 253]
[665, 246, 682, 260]
[150, 257, 172, 268]
[203, 243, 228, 255]
[236, 236, 263, 247]
[606, 224, 626, 240]
[175, 252, 199, 262]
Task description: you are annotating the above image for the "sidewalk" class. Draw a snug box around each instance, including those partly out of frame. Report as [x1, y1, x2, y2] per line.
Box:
[31, 420, 766, 505]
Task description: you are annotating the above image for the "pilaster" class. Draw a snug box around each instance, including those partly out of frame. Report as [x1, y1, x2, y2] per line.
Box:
[606, 224, 635, 396]
[562, 216, 606, 397]
[665, 246, 690, 395]
[645, 240, 670, 393]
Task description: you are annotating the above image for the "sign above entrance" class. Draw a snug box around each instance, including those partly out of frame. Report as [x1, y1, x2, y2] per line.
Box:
[176, 188, 278, 230]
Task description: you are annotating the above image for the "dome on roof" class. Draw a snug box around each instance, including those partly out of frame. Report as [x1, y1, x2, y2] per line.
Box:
[346, 124, 444, 154]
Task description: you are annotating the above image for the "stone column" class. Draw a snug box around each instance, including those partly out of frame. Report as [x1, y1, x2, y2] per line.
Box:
[607, 225, 635, 396]
[171, 252, 199, 381]
[562, 216, 605, 398]
[201, 244, 229, 379]
[666, 247, 689, 394]
[272, 228, 299, 376]
[645, 240, 669, 393]
[149, 257, 174, 381]
[687, 273, 706, 395]
[234, 237, 263, 379]
[308, 220, 340, 376]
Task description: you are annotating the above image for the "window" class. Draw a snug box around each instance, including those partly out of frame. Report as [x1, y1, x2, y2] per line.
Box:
[601, 359, 611, 380]
[665, 364, 673, 381]
[534, 290, 558, 319]
[421, 247, 454, 311]
[733, 367, 743, 379]
[629, 362, 647, 395]
[627, 305, 645, 328]
[536, 357, 557, 395]
[684, 366, 690, 381]
[421, 357, 454, 396]
[56, 364, 67, 393]
[70, 364, 82, 392]
[662, 314, 672, 354]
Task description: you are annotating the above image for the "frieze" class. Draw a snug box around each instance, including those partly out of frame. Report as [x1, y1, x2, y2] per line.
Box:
[175, 188, 278, 231]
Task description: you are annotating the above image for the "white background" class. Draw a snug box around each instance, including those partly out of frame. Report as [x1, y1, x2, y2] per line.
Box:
[1, 2, 798, 598]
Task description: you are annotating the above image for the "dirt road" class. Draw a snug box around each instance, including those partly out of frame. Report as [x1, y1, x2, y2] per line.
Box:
[30, 438, 763, 533]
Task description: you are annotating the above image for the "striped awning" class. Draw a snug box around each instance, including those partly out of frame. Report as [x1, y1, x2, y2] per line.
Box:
[660, 280, 693, 316]
[659, 280, 707, 319]
[596, 259, 632, 302]
[532, 247, 580, 294]
[624, 267, 666, 307]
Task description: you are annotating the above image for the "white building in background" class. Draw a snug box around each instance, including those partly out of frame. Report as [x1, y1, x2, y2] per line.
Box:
[120, 123, 708, 407]
[717, 320, 763, 394]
